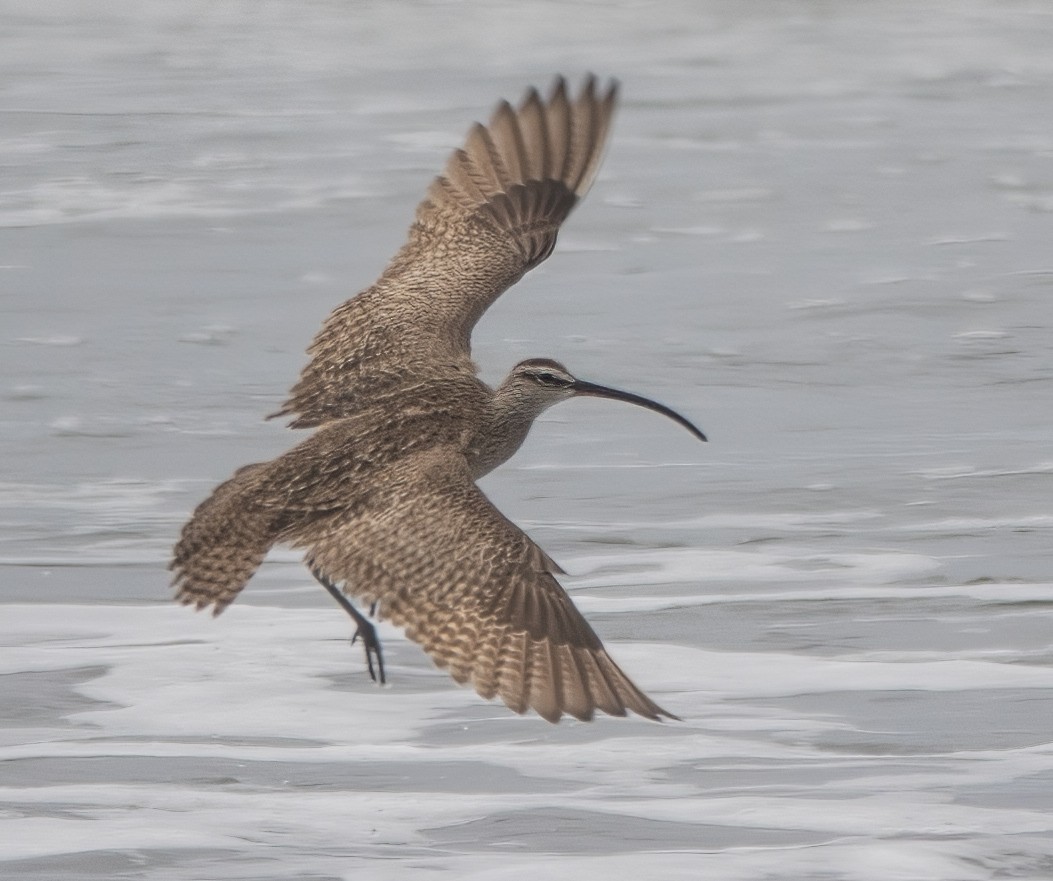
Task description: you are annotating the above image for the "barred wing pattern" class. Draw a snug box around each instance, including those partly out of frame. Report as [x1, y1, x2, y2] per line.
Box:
[298, 448, 674, 723]
[172, 380, 489, 615]
[275, 75, 619, 428]
[172, 77, 680, 723]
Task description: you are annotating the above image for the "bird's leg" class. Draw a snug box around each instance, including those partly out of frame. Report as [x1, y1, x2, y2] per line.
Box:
[311, 568, 386, 685]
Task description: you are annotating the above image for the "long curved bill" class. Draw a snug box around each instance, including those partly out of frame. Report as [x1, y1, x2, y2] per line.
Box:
[571, 380, 707, 442]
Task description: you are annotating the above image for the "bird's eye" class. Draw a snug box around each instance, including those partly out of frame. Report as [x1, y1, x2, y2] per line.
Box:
[532, 372, 569, 387]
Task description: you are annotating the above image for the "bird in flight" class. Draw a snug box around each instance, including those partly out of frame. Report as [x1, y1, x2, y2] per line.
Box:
[171, 75, 706, 723]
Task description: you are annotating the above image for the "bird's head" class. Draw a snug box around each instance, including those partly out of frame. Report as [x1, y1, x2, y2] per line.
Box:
[499, 358, 707, 441]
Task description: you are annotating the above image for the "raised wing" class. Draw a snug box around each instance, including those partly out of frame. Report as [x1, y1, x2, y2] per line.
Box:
[296, 447, 675, 723]
[274, 75, 619, 428]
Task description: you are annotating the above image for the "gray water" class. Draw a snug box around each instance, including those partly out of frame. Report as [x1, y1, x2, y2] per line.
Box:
[2, 2, 1053, 879]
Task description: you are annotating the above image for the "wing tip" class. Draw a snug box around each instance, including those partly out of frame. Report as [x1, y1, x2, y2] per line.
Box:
[518, 695, 679, 725]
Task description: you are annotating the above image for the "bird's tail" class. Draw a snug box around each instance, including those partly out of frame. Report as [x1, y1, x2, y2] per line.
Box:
[170, 463, 279, 615]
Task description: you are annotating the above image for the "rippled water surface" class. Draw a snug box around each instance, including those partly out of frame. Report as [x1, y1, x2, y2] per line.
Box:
[3, 2, 1053, 879]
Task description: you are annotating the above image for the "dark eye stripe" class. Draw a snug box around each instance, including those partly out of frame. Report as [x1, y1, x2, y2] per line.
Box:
[533, 372, 570, 387]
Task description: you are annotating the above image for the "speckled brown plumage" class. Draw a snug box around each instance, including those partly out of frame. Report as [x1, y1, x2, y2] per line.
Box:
[270, 75, 617, 429]
[172, 76, 687, 723]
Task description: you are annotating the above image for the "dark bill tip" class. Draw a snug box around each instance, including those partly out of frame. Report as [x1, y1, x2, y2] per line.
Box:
[571, 380, 707, 443]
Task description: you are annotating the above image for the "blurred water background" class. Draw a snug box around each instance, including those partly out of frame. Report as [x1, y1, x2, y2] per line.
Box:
[2, 1, 1052, 878]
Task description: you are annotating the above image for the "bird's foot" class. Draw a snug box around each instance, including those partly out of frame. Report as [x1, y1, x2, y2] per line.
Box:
[350, 616, 386, 685]
[311, 567, 387, 686]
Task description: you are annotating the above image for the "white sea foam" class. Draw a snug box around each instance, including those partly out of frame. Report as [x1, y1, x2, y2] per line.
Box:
[568, 545, 942, 588]
[575, 582, 1053, 615]
[3, 600, 1053, 878]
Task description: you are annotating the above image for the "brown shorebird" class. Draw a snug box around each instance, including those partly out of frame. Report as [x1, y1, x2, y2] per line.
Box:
[171, 75, 706, 723]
